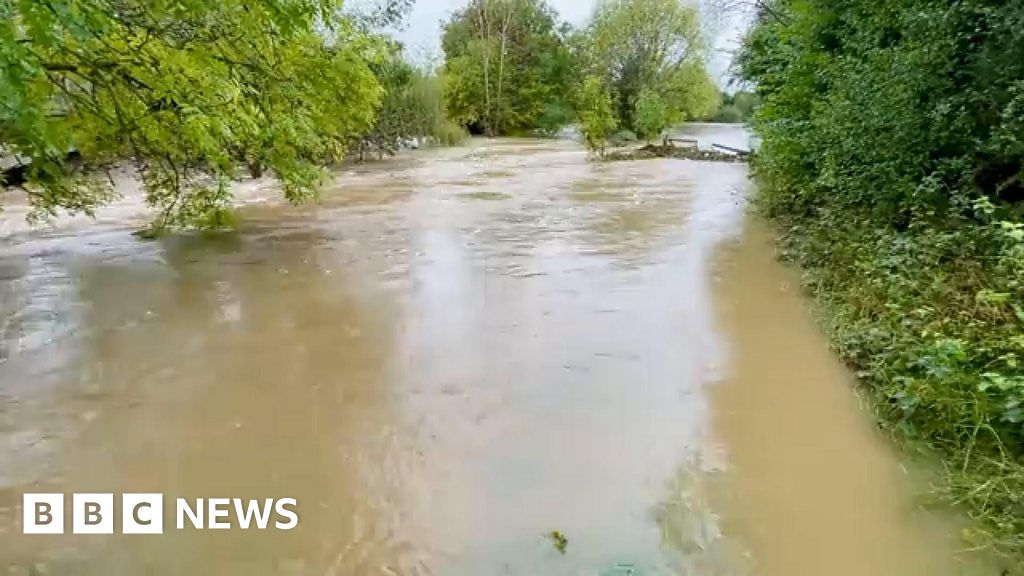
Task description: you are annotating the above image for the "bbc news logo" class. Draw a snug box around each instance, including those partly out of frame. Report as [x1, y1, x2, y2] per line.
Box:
[22, 494, 298, 534]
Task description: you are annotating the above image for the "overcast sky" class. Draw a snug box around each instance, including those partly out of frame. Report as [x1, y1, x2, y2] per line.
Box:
[389, 0, 753, 89]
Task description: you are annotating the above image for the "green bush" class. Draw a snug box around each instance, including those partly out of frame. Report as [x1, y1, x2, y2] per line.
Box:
[535, 101, 576, 137]
[712, 105, 743, 124]
[742, 0, 1024, 557]
[434, 119, 469, 147]
[577, 76, 619, 156]
[763, 194, 1024, 553]
[634, 88, 671, 140]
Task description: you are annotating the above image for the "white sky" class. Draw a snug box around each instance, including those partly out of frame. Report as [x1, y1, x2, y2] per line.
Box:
[390, 0, 754, 89]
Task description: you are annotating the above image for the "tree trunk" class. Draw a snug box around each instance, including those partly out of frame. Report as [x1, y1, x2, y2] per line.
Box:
[247, 160, 264, 179]
[496, 5, 512, 135]
[475, 1, 493, 136]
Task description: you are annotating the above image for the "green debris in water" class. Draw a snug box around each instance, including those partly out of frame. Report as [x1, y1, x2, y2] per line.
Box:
[546, 530, 568, 554]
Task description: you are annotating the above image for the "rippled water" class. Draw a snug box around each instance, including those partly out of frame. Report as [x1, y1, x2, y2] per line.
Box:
[0, 128, 997, 574]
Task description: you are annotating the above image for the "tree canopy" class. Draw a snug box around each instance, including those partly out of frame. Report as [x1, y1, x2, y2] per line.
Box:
[577, 75, 617, 156]
[579, 0, 718, 137]
[436, 0, 719, 146]
[440, 0, 574, 136]
[741, 0, 1024, 222]
[1, 0, 384, 228]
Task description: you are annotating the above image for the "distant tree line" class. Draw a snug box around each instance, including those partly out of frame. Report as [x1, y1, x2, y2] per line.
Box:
[440, 0, 719, 154]
[703, 91, 759, 123]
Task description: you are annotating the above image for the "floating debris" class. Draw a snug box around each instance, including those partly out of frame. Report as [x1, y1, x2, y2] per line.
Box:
[604, 144, 749, 163]
[546, 530, 569, 554]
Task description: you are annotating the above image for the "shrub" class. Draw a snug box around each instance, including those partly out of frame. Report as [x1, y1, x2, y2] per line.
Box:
[742, 0, 1024, 557]
[634, 89, 671, 140]
[535, 102, 576, 137]
[434, 119, 469, 147]
[577, 76, 618, 156]
[712, 105, 743, 124]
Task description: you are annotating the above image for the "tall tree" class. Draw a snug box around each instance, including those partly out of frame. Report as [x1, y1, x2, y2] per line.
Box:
[441, 0, 573, 136]
[582, 0, 717, 134]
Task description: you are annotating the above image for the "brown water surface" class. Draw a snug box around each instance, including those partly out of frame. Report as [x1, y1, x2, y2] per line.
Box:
[0, 131, 995, 574]
[712, 222, 997, 576]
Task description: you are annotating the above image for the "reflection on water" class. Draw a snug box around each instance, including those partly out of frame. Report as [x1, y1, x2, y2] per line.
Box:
[0, 130, 995, 574]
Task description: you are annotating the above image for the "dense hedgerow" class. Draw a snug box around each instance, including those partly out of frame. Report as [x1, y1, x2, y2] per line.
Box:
[740, 0, 1024, 557]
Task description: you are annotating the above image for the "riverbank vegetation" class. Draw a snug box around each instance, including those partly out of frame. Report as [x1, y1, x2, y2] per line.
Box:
[574, 0, 717, 143]
[741, 0, 1024, 559]
[0, 0, 458, 231]
[439, 0, 574, 137]
[0, 0, 432, 230]
[1, 0, 723, 229]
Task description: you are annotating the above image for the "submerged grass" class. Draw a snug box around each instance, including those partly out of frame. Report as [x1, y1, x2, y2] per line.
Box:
[757, 189, 1024, 564]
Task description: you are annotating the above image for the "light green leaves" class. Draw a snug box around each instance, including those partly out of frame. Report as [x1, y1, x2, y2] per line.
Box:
[577, 76, 617, 156]
[1, 0, 381, 229]
[583, 0, 713, 133]
[634, 89, 670, 142]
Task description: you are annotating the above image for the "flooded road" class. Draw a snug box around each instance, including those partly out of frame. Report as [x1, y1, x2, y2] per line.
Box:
[0, 129, 994, 574]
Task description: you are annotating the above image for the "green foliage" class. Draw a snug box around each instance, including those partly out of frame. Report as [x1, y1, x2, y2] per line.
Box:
[546, 530, 569, 554]
[0, 0, 382, 229]
[712, 105, 744, 123]
[411, 74, 469, 147]
[359, 46, 465, 158]
[634, 89, 670, 141]
[581, 0, 717, 133]
[535, 101, 575, 137]
[731, 91, 760, 119]
[350, 0, 415, 28]
[706, 91, 759, 123]
[441, 0, 574, 136]
[437, 0, 718, 141]
[359, 47, 419, 159]
[0, 0, 724, 227]
[577, 76, 617, 156]
[742, 0, 1024, 556]
[434, 119, 470, 147]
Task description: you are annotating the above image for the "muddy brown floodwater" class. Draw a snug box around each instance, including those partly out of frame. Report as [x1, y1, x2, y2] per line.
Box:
[0, 127, 999, 575]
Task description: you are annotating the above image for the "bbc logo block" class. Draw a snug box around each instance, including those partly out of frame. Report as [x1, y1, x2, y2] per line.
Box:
[22, 494, 64, 534]
[23, 493, 163, 535]
[22, 493, 297, 534]
[122, 493, 164, 534]
[72, 493, 114, 534]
